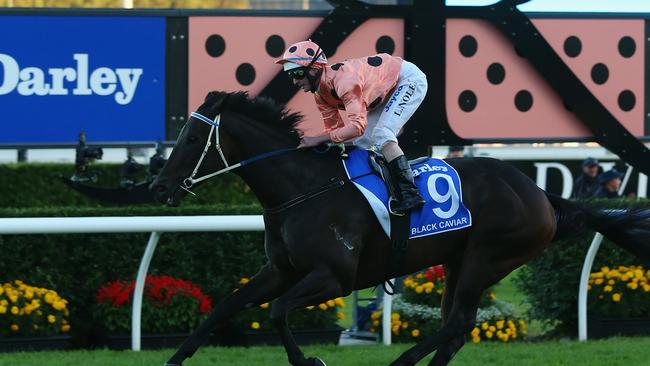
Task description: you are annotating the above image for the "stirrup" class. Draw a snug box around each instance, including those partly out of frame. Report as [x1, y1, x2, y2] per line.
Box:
[388, 197, 406, 217]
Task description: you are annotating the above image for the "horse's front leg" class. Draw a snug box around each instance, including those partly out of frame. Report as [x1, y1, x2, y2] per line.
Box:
[165, 263, 292, 366]
[270, 265, 348, 366]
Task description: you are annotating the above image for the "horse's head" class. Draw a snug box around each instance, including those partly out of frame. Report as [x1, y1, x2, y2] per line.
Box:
[150, 91, 303, 206]
[150, 91, 239, 206]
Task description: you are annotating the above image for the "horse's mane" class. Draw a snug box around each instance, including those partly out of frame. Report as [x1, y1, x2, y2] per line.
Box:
[213, 91, 304, 139]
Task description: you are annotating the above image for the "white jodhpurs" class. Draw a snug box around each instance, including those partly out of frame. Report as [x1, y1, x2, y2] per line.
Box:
[353, 60, 428, 150]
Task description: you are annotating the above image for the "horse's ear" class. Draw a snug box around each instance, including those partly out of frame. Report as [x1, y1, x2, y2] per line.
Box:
[203, 91, 228, 113]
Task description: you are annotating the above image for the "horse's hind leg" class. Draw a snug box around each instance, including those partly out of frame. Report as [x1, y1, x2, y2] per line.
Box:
[390, 254, 517, 366]
[270, 266, 347, 366]
[165, 263, 291, 366]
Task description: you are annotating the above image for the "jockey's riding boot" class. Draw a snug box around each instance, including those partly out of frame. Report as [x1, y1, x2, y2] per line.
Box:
[387, 155, 426, 215]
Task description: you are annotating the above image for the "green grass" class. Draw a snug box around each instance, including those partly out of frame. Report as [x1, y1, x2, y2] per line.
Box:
[3, 338, 650, 366]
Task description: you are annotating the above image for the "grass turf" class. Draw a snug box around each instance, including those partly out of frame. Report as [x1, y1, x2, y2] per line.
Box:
[3, 337, 650, 366]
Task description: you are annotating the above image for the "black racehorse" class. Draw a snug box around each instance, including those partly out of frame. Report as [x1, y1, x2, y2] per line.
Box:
[150, 91, 650, 366]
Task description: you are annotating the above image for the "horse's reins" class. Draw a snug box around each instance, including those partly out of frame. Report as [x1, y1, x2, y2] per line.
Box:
[182, 112, 369, 210]
[181, 112, 297, 196]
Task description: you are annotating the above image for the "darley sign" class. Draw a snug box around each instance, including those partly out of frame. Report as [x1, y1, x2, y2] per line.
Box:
[0, 53, 142, 105]
[0, 16, 165, 143]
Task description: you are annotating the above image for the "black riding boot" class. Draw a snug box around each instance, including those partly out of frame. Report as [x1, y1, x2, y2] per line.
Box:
[387, 155, 426, 215]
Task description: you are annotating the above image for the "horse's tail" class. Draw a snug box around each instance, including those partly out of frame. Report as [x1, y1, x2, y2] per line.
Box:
[545, 192, 650, 261]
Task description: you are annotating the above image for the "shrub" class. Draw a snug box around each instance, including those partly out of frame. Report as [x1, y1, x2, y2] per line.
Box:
[587, 265, 650, 318]
[93, 275, 212, 334]
[230, 277, 345, 332]
[0, 280, 71, 337]
[513, 198, 648, 336]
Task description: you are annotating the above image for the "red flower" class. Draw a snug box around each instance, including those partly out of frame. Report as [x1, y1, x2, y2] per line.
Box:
[425, 265, 445, 282]
[96, 275, 212, 314]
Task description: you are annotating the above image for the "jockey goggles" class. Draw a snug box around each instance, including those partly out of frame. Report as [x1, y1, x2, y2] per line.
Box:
[286, 67, 307, 80]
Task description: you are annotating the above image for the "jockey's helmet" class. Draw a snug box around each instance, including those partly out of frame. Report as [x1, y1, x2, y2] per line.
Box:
[275, 40, 327, 71]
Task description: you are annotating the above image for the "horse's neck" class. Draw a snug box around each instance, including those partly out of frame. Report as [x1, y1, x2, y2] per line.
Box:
[237, 149, 342, 210]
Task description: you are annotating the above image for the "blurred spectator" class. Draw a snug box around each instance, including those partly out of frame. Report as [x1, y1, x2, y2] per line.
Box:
[148, 142, 168, 182]
[594, 169, 623, 198]
[571, 157, 600, 199]
[120, 148, 145, 189]
[446, 146, 465, 158]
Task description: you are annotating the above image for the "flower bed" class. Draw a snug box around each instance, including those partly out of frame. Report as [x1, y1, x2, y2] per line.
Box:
[370, 266, 527, 343]
[93, 275, 212, 335]
[0, 280, 70, 337]
[588, 265, 650, 318]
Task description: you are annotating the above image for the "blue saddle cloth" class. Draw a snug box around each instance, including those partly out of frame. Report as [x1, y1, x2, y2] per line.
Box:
[342, 149, 472, 239]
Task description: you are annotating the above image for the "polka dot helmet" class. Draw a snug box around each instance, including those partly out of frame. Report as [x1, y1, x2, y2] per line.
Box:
[275, 40, 328, 71]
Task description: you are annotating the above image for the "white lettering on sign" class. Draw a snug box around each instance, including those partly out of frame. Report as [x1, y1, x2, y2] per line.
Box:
[0, 53, 142, 105]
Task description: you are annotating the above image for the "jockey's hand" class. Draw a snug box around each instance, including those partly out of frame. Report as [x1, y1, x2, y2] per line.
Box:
[298, 134, 330, 149]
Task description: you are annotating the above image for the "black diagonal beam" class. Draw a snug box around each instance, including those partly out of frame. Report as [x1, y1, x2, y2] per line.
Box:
[259, 0, 403, 104]
[477, 0, 650, 175]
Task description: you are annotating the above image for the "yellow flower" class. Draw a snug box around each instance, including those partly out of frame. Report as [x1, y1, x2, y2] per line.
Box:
[260, 302, 269, 309]
[425, 288, 432, 294]
[471, 336, 480, 343]
[239, 278, 249, 285]
[612, 293, 622, 302]
[411, 329, 420, 337]
[61, 325, 71, 333]
[481, 322, 489, 330]
[47, 315, 56, 323]
[371, 312, 381, 320]
[471, 327, 480, 337]
[335, 298, 345, 307]
[326, 300, 336, 308]
[11, 306, 19, 315]
[485, 331, 493, 339]
[318, 303, 328, 310]
[594, 278, 604, 285]
[415, 286, 423, 294]
[52, 301, 66, 311]
[337, 312, 345, 320]
[604, 285, 613, 293]
[488, 326, 496, 332]
[250, 322, 260, 330]
[391, 313, 400, 321]
[9, 295, 17, 303]
[627, 282, 638, 290]
[401, 322, 409, 329]
[489, 292, 497, 300]
[373, 320, 379, 327]
[10, 324, 19, 332]
[306, 306, 314, 310]
[0, 306, 6, 314]
[496, 320, 505, 329]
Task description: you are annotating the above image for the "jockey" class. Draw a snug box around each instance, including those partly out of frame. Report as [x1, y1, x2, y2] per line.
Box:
[275, 40, 428, 214]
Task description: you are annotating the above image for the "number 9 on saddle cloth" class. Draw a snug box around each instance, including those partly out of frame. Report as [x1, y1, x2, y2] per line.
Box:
[343, 149, 472, 240]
